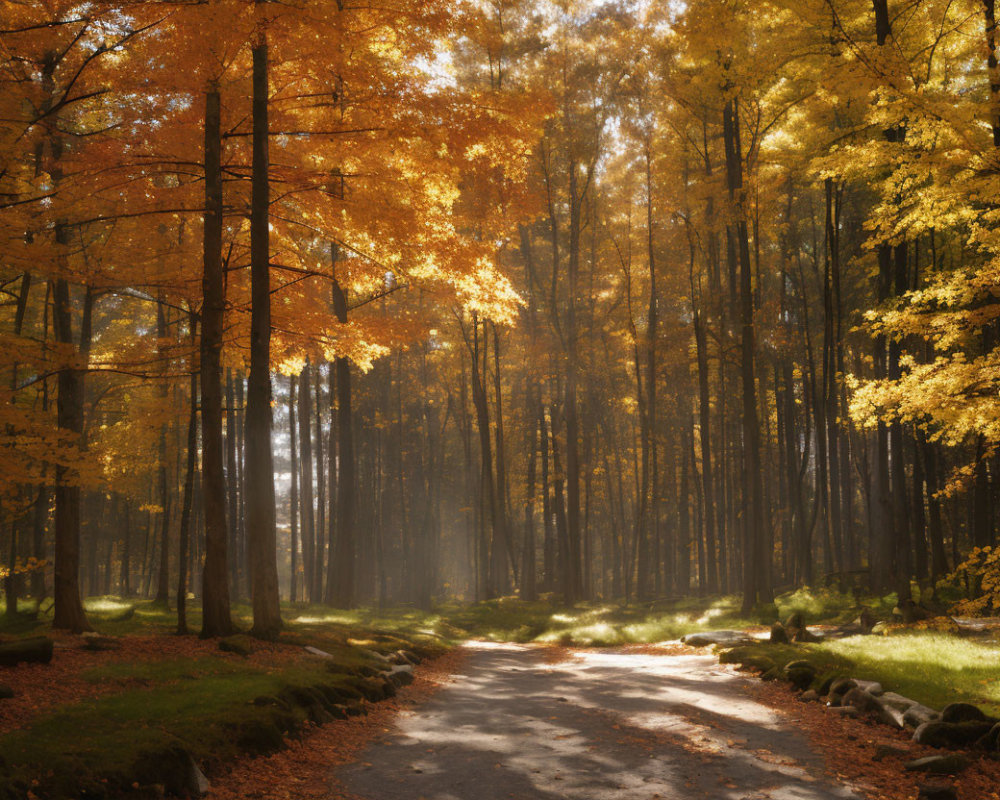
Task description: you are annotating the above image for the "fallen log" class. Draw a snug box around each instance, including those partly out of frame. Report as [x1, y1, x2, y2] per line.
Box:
[0, 636, 54, 667]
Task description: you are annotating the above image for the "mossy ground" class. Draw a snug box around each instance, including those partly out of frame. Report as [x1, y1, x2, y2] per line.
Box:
[0, 599, 449, 800]
[1, 587, 997, 798]
[720, 633, 1000, 718]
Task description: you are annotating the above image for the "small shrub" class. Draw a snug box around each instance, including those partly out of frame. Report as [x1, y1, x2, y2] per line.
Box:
[949, 546, 1000, 616]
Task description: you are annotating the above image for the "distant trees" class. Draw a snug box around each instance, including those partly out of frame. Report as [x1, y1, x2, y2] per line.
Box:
[5, 0, 1000, 624]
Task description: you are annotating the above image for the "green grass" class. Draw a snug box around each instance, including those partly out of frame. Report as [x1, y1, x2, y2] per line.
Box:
[0, 602, 446, 799]
[821, 633, 1000, 715]
[720, 632, 1000, 718]
[416, 587, 887, 646]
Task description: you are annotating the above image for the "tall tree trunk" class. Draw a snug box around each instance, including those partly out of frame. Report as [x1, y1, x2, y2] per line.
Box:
[225, 370, 239, 594]
[51, 279, 92, 633]
[200, 86, 233, 638]
[177, 314, 198, 635]
[314, 368, 326, 601]
[521, 388, 538, 601]
[246, 36, 282, 638]
[154, 300, 171, 606]
[330, 250, 356, 608]
[723, 97, 769, 612]
[289, 376, 299, 603]
[298, 363, 316, 601]
[693, 310, 718, 593]
[470, 315, 498, 599]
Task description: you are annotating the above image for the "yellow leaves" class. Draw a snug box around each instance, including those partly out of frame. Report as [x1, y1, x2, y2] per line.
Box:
[452, 257, 523, 327]
[950, 545, 1000, 617]
[0, 558, 49, 580]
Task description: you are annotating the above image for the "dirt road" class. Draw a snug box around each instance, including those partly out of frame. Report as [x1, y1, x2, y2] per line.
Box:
[337, 642, 861, 800]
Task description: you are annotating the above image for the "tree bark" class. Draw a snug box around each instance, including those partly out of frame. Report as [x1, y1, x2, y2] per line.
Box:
[723, 97, 769, 612]
[177, 313, 198, 635]
[289, 376, 299, 603]
[329, 252, 356, 608]
[298, 362, 316, 601]
[246, 37, 282, 638]
[200, 86, 233, 638]
[51, 278, 92, 633]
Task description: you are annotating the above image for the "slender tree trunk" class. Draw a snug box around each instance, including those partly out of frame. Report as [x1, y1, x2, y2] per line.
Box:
[226, 370, 239, 594]
[540, 406, 555, 593]
[200, 86, 233, 638]
[521, 389, 538, 601]
[177, 314, 198, 635]
[289, 376, 299, 603]
[298, 363, 316, 601]
[693, 310, 718, 592]
[723, 98, 769, 612]
[51, 279, 92, 633]
[470, 315, 498, 599]
[154, 300, 171, 606]
[246, 37, 282, 638]
[314, 368, 326, 601]
[330, 251, 356, 608]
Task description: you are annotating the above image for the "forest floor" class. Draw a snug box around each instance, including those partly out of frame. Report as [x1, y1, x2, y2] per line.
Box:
[1, 591, 999, 799]
[210, 641, 1000, 800]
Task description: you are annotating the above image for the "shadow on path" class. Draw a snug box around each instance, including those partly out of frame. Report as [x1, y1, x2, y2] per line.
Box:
[336, 643, 860, 800]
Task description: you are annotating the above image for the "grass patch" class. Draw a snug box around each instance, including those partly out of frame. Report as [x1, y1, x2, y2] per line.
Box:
[0, 606, 443, 799]
[820, 633, 1000, 716]
[720, 632, 1000, 717]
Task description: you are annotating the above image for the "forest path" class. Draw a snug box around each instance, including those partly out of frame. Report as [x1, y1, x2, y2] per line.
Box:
[336, 642, 862, 800]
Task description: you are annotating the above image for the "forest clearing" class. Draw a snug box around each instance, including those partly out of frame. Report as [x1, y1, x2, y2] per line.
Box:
[6, 0, 1000, 797]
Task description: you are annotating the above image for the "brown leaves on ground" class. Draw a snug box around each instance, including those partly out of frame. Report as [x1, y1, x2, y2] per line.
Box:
[206, 648, 467, 800]
[746, 675, 1000, 800]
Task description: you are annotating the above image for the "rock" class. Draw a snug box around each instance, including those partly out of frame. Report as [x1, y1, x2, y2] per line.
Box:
[218, 637, 251, 657]
[304, 646, 333, 658]
[799, 690, 820, 703]
[793, 627, 825, 643]
[874, 742, 910, 761]
[975, 722, 1000, 752]
[854, 679, 884, 696]
[917, 784, 957, 800]
[0, 637, 53, 667]
[769, 623, 789, 644]
[903, 703, 940, 730]
[783, 660, 816, 691]
[0, 685, 13, 700]
[874, 692, 917, 729]
[133, 748, 211, 797]
[387, 664, 414, 687]
[680, 630, 754, 648]
[913, 720, 995, 748]
[401, 650, 422, 665]
[829, 677, 857, 697]
[904, 754, 969, 775]
[829, 705, 860, 718]
[785, 611, 806, 631]
[361, 648, 391, 664]
[940, 702, 990, 724]
[841, 687, 878, 714]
